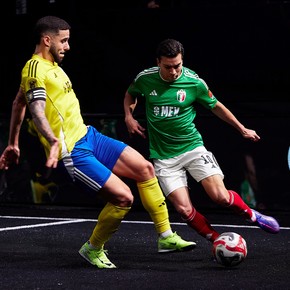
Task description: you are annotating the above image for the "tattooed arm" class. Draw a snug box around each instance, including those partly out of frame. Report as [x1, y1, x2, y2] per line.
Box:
[28, 98, 59, 169]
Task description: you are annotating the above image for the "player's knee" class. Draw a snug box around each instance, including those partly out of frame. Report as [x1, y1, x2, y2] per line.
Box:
[113, 185, 134, 207]
[218, 196, 231, 206]
[119, 191, 134, 207]
[137, 160, 156, 179]
[212, 191, 230, 206]
[177, 206, 193, 219]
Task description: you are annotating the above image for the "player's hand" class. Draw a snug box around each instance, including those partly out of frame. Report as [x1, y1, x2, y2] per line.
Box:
[0, 145, 20, 170]
[45, 138, 59, 169]
[242, 128, 260, 142]
[125, 117, 146, 139]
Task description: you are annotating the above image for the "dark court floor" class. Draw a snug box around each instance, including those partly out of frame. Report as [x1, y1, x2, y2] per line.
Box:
[0, 204, 289, 290]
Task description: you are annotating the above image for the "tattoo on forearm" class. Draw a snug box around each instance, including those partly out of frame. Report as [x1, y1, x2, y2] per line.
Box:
[30, 101, 55, 143]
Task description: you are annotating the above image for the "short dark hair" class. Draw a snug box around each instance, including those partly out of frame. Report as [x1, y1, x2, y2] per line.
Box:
[156, 39, 184, 60]
[33, 16, 71, 45]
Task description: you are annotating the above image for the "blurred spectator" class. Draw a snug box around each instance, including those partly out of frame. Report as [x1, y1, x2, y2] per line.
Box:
[240, 153, 258, 208]
[146, 0, 188, 9]
[240, 152, 266, 209]
[147, 0, 160, 8]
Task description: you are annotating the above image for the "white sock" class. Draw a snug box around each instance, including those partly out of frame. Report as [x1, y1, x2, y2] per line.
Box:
[159, 229, 173, 238]
[251, 210, 257, 222]
[87, 240, 97, 249]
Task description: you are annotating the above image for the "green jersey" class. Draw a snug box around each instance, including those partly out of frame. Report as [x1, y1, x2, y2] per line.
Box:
[127, 66, 218, 159]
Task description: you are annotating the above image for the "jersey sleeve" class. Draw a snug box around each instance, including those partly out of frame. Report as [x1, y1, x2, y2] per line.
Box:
[21, 60, 47, 93]
[195, 78, 218, 109]
[127, 80, 143, 98]
[21, 59, 47, 104]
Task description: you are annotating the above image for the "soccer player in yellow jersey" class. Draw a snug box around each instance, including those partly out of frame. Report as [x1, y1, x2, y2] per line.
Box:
[0, 16, 195, 269]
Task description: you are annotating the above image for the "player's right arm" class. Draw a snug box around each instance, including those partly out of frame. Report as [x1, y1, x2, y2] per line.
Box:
[124, 90, 146, 139]
[0, 87, 26, 170]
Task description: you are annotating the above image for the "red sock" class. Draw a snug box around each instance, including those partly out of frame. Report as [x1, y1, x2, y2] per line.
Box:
[228, 190, 253, 220]
[183, 207, 220, 243]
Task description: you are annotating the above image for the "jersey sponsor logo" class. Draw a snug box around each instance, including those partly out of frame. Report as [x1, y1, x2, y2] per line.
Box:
[177, 89, 186, 102]
[149, 90, 158, 96]
[153, 106, 180, 117]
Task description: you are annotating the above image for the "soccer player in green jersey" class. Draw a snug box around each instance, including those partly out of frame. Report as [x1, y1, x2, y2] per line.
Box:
[0, 19, 195, 269]
[124, 38, 280, 244]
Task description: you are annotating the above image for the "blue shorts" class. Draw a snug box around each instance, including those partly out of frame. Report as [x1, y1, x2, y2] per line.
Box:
[58, 126, 127, 193]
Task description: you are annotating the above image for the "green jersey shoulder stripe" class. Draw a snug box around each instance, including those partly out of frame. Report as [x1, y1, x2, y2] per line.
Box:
[134, 67, 158, 81]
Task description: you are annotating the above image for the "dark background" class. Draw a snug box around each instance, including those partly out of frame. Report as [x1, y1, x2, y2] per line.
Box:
[1, 0, 289, 210]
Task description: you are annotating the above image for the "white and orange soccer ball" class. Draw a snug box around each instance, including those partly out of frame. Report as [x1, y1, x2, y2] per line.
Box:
[212, 232, 247, 267]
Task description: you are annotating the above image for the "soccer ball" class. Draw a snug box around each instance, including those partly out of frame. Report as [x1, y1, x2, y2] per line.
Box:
[212, 232, 247, 267]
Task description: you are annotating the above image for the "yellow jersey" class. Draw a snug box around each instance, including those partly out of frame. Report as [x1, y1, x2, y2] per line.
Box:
[21, 54, 87, 160]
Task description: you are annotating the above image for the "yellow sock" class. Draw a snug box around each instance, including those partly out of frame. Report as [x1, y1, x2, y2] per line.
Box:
[89, 202, 131, 248]
[137, 176, 171, 234]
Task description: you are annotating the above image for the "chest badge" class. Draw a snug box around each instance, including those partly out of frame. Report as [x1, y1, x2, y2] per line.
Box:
[177, 89, 186, 102]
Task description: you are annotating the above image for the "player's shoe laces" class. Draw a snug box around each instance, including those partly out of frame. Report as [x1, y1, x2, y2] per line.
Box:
[79, 242, 116, 269]
[252, 209, 280, 234]
[158, 232, 196, 253]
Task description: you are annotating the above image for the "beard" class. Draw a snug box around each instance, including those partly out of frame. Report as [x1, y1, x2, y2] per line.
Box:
[49, 46, 64, 64]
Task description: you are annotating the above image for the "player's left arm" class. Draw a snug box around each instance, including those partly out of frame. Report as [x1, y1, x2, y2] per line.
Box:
[211, 101, 260, 142]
